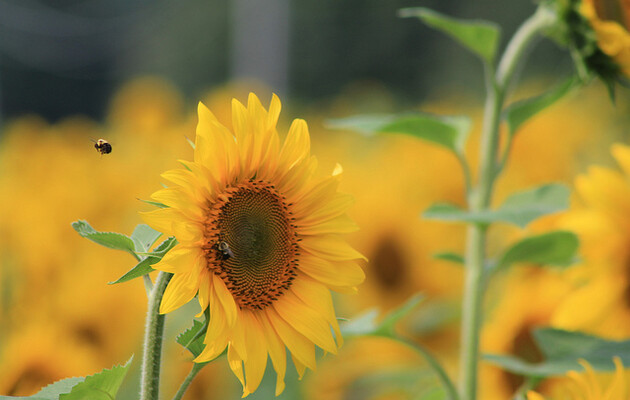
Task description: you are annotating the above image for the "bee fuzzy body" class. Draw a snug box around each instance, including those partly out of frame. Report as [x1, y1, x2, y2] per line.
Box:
[93, 139, 112, 155]
[217, 241, 234, 260]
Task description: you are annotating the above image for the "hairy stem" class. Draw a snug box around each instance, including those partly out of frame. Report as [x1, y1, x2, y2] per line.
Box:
[140, 271, 172, 400]
[458, 5, 556, 400]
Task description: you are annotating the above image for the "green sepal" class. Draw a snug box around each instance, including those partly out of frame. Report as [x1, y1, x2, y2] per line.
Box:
[341, 294, 425, 338]
[137, 198, 169, 208]
[109, 236, 177, 285]
[484, 328, 630, 377]
[327, 113, 471, 154]
[399, 7, 500, 64]
[432, 252, 464, 265]
[0, 357, 133, 400]
[496, 231, 579, 271]
[72, 220, 137, 258]
[505, 76, 578, 137]
[423, 183, 570, 228]
[176, 319, 209, 359]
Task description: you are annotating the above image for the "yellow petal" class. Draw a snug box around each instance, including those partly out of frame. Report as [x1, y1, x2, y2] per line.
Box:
[298, 254, 365, 288]
[195, 269, 211, 317]
[241, 311, 269, 396]
[273, 288, 338, 354]
[140, 208, 180, 235]
[279, 119, 310, 171]
[290, 275, 343, 348]
[212, 274, 238, 327]
[297, 193, 354, 227]
[525, 391, 546, 400]
[292, 354, 307, 379]
[159, 272, 198, 314]
[154, 245, 203, 274]
[300, 235, 367, 261]
[267, 307, 316, 370]
[227, 344, 246, 389]
[295, 213, 359, 236]
[257, 311, 287, 396]
[150, 188, 203, 220]
[267, 94, 281, 131]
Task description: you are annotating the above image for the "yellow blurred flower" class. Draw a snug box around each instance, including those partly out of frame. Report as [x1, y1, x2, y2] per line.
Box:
[551, 144, 630, 338]
[142, 93, 365, 396]
[527, 358, 628, 400]
[581, 0, 630, 77]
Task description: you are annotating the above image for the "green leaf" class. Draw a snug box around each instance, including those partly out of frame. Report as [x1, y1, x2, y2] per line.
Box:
[176, 320, 208, 359]
[71, 220, 137, 257]
[109, 237, 177, 285]
[505, 77, 577, 137]
[130, 224, 162, 253]
[399, 7, 500, 63]
[0, 358, 133, 400]
[61, 357, 133, 400]
[327, 113, 471, 154]
[484, 328, 630, 377]
[341, 294, 425, 338]
[496, 231, 579, 270]
[423, 184, 570, 228]
[433, 252, 464, 265]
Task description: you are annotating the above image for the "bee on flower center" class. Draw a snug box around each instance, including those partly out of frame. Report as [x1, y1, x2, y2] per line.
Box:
[92, 139, 112, 155]
[216, 241, 234, 260]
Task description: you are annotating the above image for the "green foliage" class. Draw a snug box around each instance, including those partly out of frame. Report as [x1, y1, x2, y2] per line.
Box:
[496, 231, 579, 271]
[399, 7, 500, 64]
[327, 113, 471, 154]
[341, 294, 425, 338]
[433, 252, 464, 265]
[484, 328, 630, 376]
[71, 220, 137, 258]
[505, 76, 577, 136]
[138, 199, 169, 209]
[130, 224, 162, 253]
[423, 183, 570, 228]
[176, 319, 208, 359]
[0, 358, 132, 400]
[109, 236, 177, 285]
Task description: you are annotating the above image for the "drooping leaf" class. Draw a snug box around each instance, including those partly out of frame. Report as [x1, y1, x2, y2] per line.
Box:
[130, 224, 162, 253]
[399, 7, 500, 63]
[327, 113, 471, 154]
[377, 294, 425, 336]
[505, 77, 578, 136]
[484, 328, 630, 377]
[109, 237, 177, 285]
[176, 320, 208, 359]
[34, 377, 84, 399]
[496, 231, 579, 271]
[61, 357, 133, 400]
[340, 309, 380, 337]
[423, 184, 570, 228]
[71, 220, 137, 257]
[433, 252, 464, 265]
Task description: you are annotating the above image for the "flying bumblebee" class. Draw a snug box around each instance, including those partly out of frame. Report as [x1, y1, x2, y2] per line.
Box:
[92, 139, 112, 155]
[217, 241, 234, 260]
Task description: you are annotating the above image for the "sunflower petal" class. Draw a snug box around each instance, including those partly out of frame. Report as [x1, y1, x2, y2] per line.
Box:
[300, 235, 366, 261]
[298, 254, 365, 288]
[159, 272, 198, 314]
[273, 288, 338, 354]
[257, 311, 287, 396]
[267, 307, 316, 370]
[279, 119, 310, 171]
[212, 274, 238, 326]
[241, 311, 269, 396]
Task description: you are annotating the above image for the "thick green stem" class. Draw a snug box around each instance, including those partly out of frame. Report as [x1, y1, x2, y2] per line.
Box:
[172, 363, 205, 400]
[140, 271, 172, 400]
[458, 5, 556, 400]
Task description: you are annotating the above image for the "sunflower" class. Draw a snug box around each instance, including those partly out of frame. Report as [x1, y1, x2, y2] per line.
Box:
[142, 93, 365, 396]
[581, 0, 630, 78]
[551, 144, 630, 338]
[527, 358, 628, 400]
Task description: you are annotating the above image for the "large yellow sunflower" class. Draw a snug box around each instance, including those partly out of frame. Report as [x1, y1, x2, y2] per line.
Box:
[142, 93, 365, 396]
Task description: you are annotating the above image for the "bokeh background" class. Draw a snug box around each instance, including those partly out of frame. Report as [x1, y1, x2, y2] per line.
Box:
[1, 1, 630, 399]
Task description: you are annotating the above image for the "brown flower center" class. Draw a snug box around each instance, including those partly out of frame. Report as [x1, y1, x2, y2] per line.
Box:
[202, 180, 299, 310]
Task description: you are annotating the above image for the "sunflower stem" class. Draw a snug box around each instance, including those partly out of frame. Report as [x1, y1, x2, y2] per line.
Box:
[458, 6, 556, 400]
[140, 271, 172, 400]
[172, 362, 205, 400]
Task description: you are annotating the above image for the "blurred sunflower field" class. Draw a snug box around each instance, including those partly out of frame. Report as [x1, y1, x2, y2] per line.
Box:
[2, 1, 630, 400]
